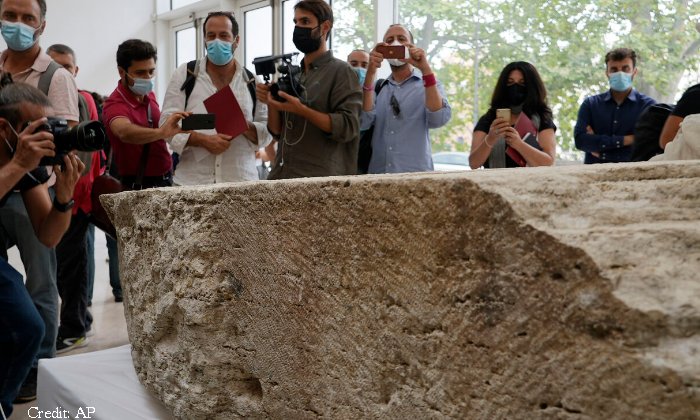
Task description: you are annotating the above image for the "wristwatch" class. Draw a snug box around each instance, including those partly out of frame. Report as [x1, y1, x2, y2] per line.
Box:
[53, 196, 75, 213]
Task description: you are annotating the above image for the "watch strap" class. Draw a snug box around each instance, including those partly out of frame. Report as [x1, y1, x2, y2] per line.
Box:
[53, 196, 75, 213]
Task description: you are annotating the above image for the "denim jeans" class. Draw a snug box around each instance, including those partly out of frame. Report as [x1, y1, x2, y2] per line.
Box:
[106, 235, 121, 296]
[0, 191, 57, 367]
[0, 259, 44, 418]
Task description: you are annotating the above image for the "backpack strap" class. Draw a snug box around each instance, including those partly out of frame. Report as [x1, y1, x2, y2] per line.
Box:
[180, 60, 199, 109]
[243, 68, 257, 116]
[375, 78, 388, 96]
[38, 61, 62, 95]
[180, 60, 258, 116]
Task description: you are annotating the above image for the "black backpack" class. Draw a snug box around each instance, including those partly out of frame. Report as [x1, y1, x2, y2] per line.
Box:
[631, 103, 674, 161]
[357, 79, 388, 174]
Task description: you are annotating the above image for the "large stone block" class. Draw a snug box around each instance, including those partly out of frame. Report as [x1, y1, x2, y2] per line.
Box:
[102, 162, 700, 419]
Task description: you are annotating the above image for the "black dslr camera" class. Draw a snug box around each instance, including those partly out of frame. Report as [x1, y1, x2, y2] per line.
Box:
[252, 53, 305, 102]
[34, 118, 107, 166]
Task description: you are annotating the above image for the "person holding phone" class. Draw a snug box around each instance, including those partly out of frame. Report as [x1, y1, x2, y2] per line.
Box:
[469, 61, 557, 169]
[103, 39, 189, 191]
[160, 11, 272, 185]
[360, 24, 451, 174]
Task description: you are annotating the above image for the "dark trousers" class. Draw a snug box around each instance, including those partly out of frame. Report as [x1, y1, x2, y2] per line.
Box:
[56, 210, 92, 338]
[0, 259, 44, 417]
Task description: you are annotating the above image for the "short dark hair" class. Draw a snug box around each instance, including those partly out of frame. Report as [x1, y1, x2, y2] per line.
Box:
[203, 11, 239, 37]
[388, 24, 414, 43]
[0, 72, 51, 127]
[294, 0, 334, 27]
[46, 44, 76, 63]
[0, 0, 46, 20]
[116, 39, 157, 72]
[605, 48, 637, 68]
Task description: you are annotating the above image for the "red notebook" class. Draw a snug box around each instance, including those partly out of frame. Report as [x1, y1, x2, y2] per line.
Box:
[506, 113, 539, 167]
[203, 85, 247, 138]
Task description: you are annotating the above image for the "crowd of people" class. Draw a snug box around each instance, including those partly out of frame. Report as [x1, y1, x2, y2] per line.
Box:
[1, 0, 698, 416]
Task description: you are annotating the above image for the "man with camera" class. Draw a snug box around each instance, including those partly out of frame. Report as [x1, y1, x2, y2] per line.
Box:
[361, 24, 451, 173]
[256, 0, 361, 179]
[161, 11, 271, 185]
[103, 39, 189, 192]
[0, 79, 84, 417]
[0, 0, 82, 403]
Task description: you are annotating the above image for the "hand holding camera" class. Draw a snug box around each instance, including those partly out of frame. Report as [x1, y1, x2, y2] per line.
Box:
[53, 151, 85, 205]
[13, 118, 56, 171]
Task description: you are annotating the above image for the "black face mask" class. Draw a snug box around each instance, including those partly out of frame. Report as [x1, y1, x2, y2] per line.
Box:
[293, 25, 322, 54]
[507, 83, 528, 107]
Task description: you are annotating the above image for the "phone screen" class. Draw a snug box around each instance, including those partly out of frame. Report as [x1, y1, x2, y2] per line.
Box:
[376, 45, 407, 59]
[496, 108, 511, 122]
[181, 114, 216, 131]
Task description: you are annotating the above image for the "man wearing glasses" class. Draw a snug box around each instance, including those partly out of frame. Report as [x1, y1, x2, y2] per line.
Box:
[361, 24, 451, 174]
[256, 0, 361, 179]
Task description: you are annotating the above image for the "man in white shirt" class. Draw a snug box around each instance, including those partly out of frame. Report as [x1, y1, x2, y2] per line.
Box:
[160, 11, 271, 185]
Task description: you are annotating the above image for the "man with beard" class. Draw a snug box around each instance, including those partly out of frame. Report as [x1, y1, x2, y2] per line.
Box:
[361, 24, 451, 174]
[256, 0, 361, 179]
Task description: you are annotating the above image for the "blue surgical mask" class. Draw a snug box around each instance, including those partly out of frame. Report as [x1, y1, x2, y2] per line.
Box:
[206, 39, 234, 66]
[1, 20, 39, 52]
[128, 75, 155, 96]
[609, 71, 633, 92]
[352, 67, 367, 85]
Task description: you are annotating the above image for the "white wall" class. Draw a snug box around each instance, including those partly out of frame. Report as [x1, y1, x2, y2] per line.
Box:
[0, 0, 157, 96]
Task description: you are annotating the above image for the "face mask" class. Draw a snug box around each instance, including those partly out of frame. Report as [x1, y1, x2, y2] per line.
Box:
[127, 74, 155, 96]
[609, 71, 633, 92]
[507, 83, 528, 107]
[352, 67, 367, 85]
[293, 25, 322, 54]
[206, 39, 234, 66]
[1, 20, 39, 52]
[387, 41, 407, 67]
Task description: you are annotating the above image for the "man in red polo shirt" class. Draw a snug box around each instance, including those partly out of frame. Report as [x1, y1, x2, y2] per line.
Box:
[103, 39, 189, 190]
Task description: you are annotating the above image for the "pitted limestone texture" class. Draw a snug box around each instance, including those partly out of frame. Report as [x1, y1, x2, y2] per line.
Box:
[102, 161, 700, 419]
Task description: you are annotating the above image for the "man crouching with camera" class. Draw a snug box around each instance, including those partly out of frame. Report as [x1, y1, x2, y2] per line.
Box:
[0, 77, 83, 417]
[256, 0, 361, 179]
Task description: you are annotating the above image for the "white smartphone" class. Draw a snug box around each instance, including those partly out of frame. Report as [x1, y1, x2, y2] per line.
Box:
[496, 108, 511, 122]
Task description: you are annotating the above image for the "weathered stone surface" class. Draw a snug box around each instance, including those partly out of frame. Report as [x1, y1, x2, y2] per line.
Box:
[102, 161, 700, 419]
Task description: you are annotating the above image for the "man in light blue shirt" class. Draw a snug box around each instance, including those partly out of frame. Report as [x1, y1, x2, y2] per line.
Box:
[361, 24, 451, 173]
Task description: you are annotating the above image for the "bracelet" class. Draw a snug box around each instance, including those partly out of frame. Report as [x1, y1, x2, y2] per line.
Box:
[362, 84, 374, 92]
[423, 73, 437, 88]
[485, 137, 495, 148]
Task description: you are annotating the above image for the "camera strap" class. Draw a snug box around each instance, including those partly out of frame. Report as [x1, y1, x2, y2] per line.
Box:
[132, 104, 152, 190]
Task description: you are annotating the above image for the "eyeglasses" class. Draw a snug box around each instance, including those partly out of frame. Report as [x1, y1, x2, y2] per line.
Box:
[390, 93, 401, 117]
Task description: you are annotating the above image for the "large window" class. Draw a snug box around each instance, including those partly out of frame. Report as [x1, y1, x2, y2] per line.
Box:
[171, 0, 201, 9]
[282, 0, 296, 55]
[244, 4, 273, 72]
[175, 25, 197, 68]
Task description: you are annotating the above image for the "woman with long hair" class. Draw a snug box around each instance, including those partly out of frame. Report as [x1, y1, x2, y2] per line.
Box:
[469, 61, 556, 169]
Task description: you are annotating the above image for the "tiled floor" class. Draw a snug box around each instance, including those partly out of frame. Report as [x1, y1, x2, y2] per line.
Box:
[7, 231, 130, 420]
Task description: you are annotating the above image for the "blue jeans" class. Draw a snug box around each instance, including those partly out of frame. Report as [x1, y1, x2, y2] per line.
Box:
[106, 235, 121, 296]
[0, 259, 44, 418]
[0, 192, 58, 367]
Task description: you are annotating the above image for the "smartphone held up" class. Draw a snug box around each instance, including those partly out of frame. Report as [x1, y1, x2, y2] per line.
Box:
[375, 44, 409, 60]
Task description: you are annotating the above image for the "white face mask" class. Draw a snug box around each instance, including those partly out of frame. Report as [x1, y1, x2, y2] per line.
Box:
[386, 40, 407, 67]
